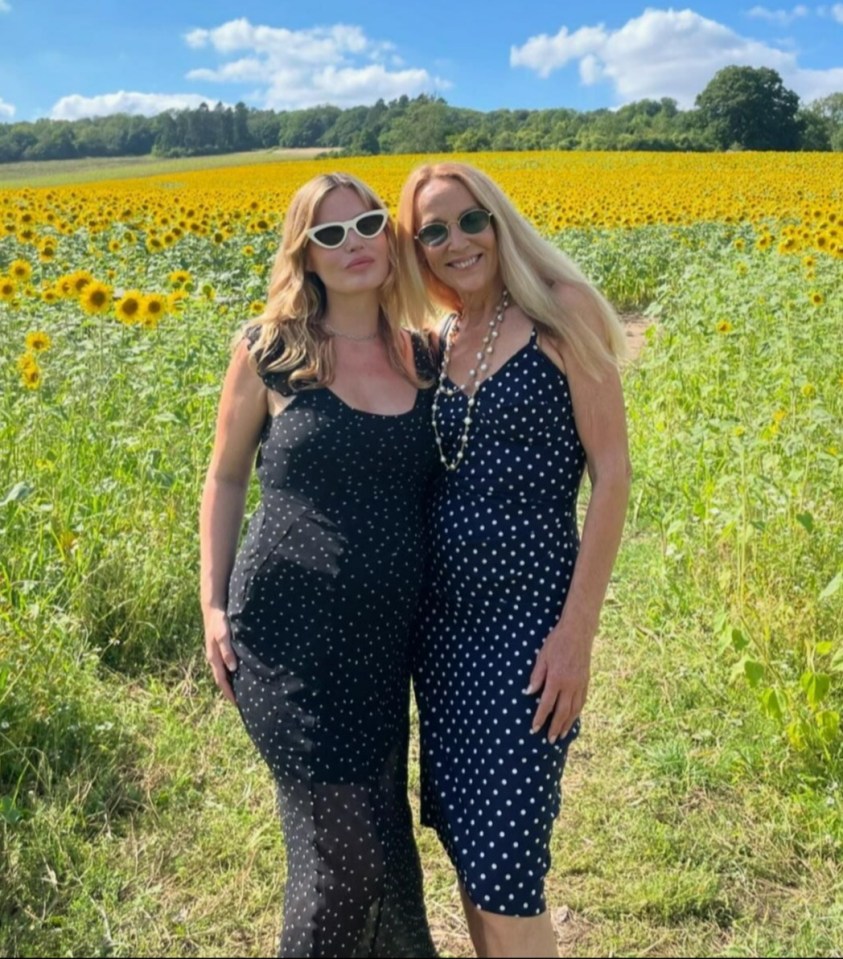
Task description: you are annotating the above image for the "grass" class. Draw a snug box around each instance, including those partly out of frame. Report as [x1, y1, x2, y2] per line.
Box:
[0, 148, 333, 189]
[1, 219, 841, 956]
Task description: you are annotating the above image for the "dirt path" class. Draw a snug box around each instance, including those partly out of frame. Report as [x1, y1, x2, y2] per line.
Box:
[621, 313, 651, 362]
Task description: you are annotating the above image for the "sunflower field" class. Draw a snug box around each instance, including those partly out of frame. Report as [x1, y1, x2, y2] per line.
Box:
[1, 151, 842, 957]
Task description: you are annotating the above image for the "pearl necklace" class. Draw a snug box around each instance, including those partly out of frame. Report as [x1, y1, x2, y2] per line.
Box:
[432, 288, 509, 471]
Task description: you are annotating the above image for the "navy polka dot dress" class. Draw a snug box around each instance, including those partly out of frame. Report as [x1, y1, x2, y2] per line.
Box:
[415, 324, 583, 917]
[227, 329, 439, 958]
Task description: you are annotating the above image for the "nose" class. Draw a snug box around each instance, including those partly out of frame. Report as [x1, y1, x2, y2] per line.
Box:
[345, 227, 364, 250]
[447, 224, 471, 250]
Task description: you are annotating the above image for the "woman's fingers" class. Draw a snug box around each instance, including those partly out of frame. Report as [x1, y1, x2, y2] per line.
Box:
[531, 682, 559, 735]
[216, 623, 237, 673]
[204, 611, 238, 705]
[525, 653, 548, 697]
[548, 693, 575, 743]
[212, 655, 237, 705]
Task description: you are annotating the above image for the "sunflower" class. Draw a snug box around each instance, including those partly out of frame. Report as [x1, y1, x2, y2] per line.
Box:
[141, 293, 168, 322]
[10, 259, 33, 282]
[169, 270, 191, 288]
[809, 291, 824, 306]
[70, 270, 93, 297]
[17, 352, 38, 373]
[21, 364, 42, 390]
[20, 364, 41, 390]
[81, 281, 113, 315]
[26, 330, 52, 352]
[716, 320, 733, 335]
[0, 276, 16, 301]
[108, 239, 122, 253]
[167, 290, 188, 313]
[145, 236, 164, 253]
[250, 300, 265, 316]
[115, 290, 143, 324]
[41, 287, 58, 304]
[56, 275, 75, 298]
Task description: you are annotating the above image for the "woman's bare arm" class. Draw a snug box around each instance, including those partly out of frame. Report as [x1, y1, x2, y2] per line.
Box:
[529, 285, 632, 742]
[199, 340, 268, 702]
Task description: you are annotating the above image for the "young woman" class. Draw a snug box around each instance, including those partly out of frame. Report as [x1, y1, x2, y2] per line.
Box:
[398, 162, 631, 958]
[200, 173, 438, 958]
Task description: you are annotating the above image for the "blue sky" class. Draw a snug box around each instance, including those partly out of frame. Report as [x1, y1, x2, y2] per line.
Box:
[1, 1, 842, 122]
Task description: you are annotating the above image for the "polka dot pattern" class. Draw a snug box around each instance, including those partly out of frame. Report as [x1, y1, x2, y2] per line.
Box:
[415, 326, 584, 917]
[228, 330, 439, 957]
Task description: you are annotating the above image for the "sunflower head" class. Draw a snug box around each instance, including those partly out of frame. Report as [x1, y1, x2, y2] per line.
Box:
[115, 290, 143, 324]
[10, 259, 33, 281]
[25, 330, 52, 352]
[21, 364, 42, 390]
[0, 276, 16, 301]
[141, 294, 168, 321]
[81, 281, 113, 315]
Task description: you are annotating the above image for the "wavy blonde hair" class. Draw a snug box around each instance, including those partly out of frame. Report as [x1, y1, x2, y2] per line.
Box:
[244, 172, 421, 389]
[396, 162, 626, 377]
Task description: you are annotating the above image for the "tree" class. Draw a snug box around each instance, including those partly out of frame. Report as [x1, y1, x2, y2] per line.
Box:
[695, 66, 801, 150]
[797, 110, 832, 151]
[807, 93, 843, 151]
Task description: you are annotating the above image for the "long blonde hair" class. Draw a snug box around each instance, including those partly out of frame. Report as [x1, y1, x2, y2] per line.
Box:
[245, 172, 419, 389]
[396, 162, 626, 377]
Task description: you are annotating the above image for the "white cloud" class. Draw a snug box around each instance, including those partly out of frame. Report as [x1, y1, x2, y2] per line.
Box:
[747, 5, 808, 24]
[183, 18, 449, 109]
[0, 1, 11, 12]
[511, 8, 842, 107]
[831, 3, 843, 22]
[0, 96, 15, 118]
[49, 91, 223, 121]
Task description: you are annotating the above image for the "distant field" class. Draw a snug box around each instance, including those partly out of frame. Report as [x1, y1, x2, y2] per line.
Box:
[0, 148, 335, 188]
[1, 150, 841, 957]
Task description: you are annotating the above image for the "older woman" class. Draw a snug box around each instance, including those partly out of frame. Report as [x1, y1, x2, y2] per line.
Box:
[201, 173, 438, 958]
[397, 162, 631, 959]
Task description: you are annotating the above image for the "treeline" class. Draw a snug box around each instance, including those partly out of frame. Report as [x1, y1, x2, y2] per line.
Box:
[2, 67, 842, 164]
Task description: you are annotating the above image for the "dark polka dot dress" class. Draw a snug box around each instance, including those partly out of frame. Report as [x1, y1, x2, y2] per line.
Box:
[227, 329, 439, 958]
[415, 324, 583, 918]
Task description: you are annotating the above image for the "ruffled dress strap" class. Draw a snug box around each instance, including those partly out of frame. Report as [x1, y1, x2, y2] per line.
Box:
[243, 325, 296, 397]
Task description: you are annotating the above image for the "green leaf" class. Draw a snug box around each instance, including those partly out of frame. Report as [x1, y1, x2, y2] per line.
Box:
[744, 659, 765, 688]
[831, 648, 843, 674]
[800, 671, 831, 708]
[815, 641, 833, 656]
[795, 512, 814, 534]
[786, 719, 809, 751]
[0, 797, 24, 826]
[816, 711, 840, 744]
[819, 572, 842, 601]
[760, 687, 784, 723]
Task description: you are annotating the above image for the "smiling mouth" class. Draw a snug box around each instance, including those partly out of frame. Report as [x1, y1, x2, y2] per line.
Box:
[449, 253, 481, 270]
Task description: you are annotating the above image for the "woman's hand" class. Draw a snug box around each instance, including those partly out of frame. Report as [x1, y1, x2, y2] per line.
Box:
[526, 625, 593, 743]
[204, 606, 238, 705]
